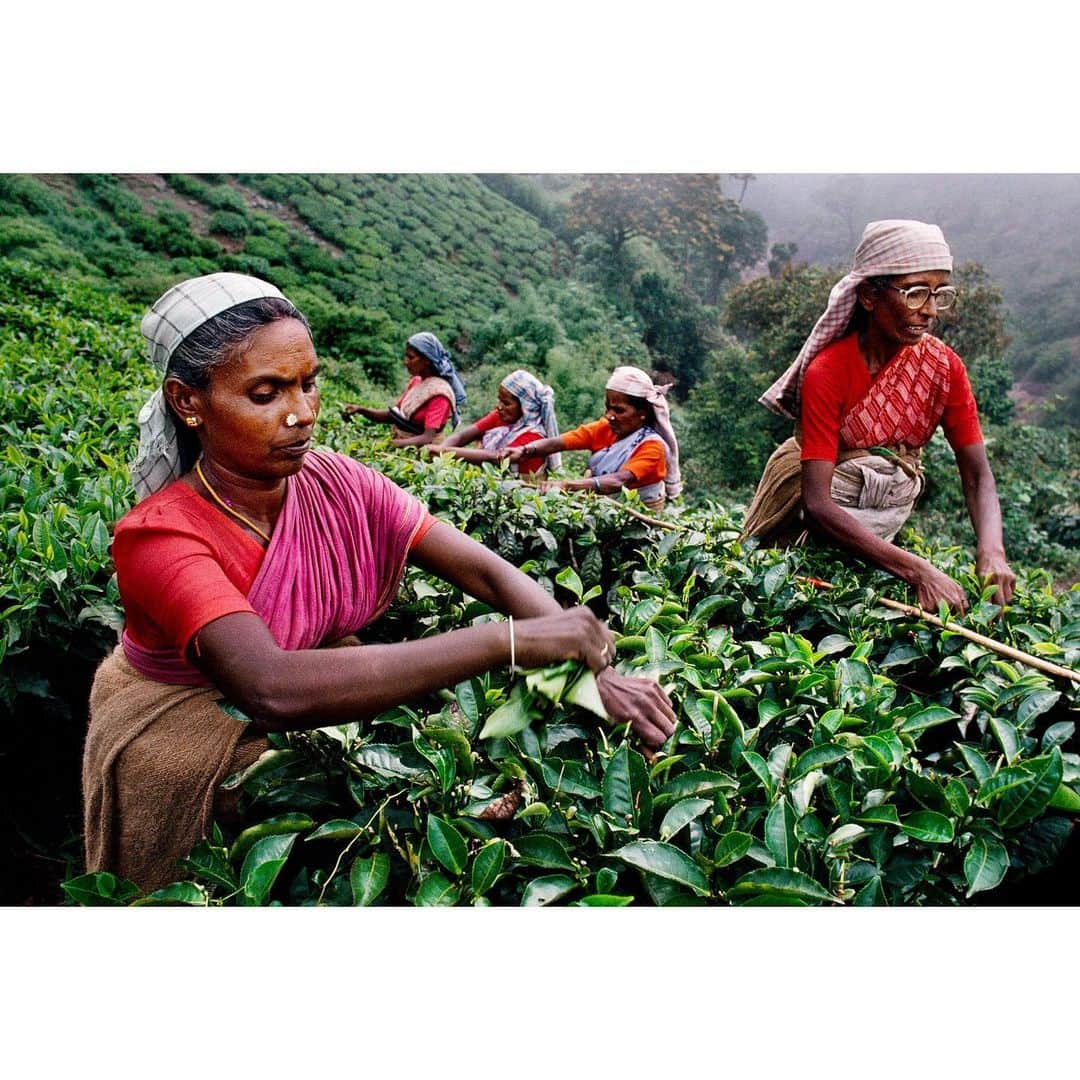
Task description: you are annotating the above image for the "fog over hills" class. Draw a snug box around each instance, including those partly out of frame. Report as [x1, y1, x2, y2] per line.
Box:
[741, 173, 1080, 353]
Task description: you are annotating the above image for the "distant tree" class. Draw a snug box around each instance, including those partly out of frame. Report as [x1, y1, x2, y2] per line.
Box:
[683, 341, 790, 492]
[934, 262, 1013, 424]
[566, 174, 767, 305]
[729, 173, 756, 204]
[630, 271, 709, 393]
[722, 263, 836, 371]
[767, 242, 799, 278]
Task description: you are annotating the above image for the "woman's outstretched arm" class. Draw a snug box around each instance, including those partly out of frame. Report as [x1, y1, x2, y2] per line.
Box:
[954, 442, 1015, 605]
[189, 522, 673, 745]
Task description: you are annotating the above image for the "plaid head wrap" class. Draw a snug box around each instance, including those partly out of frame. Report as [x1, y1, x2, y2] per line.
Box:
[606, 366, 683, 500]
[131, 273, 288, 502]
[408, 332, 467, 426]
[759, 220, 953, 420]
[497, 369, 562, 469]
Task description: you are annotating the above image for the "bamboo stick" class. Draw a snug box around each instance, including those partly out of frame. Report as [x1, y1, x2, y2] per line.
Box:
[803, 577, 1080, 684]
[873, 596, 1080, 683]
[533, 488, 1078, 683]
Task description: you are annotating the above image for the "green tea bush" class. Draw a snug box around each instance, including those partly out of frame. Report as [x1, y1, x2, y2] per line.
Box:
[208, 210, 250, 239]
[64, 442, 1079, 907]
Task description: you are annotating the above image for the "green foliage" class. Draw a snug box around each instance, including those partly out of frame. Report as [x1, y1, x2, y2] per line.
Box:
[2, 174, 1077, 905]
[682, 341, 790, 492]
[61, 459, 1077, 907]
[208, 210, 250, 239]
[913, 425, 1080, 577]
[567, 174, 767, 305]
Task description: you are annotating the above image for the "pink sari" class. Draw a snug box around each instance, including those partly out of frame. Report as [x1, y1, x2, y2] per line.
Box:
[85, 451, 429, 890]
[123, 450, 428, 683]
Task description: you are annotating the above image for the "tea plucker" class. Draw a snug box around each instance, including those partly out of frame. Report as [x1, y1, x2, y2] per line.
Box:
[425, 368, 561, 477]
[741, 219, 1015, 613]
[507, 366, 683, 510]
[342, 331, 466, 447]
[83, 273, 676, 892]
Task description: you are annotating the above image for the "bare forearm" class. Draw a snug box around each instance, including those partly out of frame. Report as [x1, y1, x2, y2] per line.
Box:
[964, 466, 1006, 557]
[435, 446, 503, 464]
[518, 436, 565, 460]
[350, 406, 390, 423]
[440, 424, 480, 449]
[559, 471, 631, 495]
[804, 494, 924, 583]
[242, 624, 512, 730]
[391, 428, 438, 447]
[410, 523, 560, 618]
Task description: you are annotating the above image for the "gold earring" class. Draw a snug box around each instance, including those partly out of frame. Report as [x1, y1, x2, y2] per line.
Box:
[185, 416, 201, 428]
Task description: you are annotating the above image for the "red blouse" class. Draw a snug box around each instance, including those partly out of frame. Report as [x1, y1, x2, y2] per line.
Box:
[800, 334, 983, 462]
[398, 375, 452, 432]
[474, 409, 545, 475]
[114, 482, 436, 657]
[561, 419, 667, 487]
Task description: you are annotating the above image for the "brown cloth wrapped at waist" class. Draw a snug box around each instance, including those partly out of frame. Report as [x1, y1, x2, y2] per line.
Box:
[83, 636, 360, 894]
[83, 646, 268, 893]
[740, 432, 923, 546]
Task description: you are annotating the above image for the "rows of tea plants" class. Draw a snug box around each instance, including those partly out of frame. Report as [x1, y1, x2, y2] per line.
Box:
[65, 442, 1080, 906]
[2, 253, 1076, 905]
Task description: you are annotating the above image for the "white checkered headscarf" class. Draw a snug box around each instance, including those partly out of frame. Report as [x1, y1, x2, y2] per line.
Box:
[759, 220, 953, 420]
[131, 273, 288, 501]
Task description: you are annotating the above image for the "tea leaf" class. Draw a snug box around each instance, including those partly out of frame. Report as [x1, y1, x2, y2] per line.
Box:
[713, 831, 754, 868]
[728, 868, 837, 904]
[427, 815, 468, 876]
[998, 749, 1064, 828]
[414, 872, 460, 907]
[521, 874, 577, 907]
[659, 797, 713, 842]
[351, 853, 390, 906]
[900, 811, 955, 844]
[613, 839, 710, 896]
[765, 798, 798, 868]
[964, 838, 1009, 898]
[241, 833, 298, 906]
[470, 840, 506, 897]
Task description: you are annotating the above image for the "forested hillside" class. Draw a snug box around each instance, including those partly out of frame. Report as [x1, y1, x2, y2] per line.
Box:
[1, 173, 1076, 906]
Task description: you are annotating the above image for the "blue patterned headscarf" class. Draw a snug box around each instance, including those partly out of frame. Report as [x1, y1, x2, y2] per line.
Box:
[408, 332, 467, 425]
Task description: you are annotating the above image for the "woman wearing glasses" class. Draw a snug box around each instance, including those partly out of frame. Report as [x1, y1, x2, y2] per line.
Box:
[741, 219, 1015, 614]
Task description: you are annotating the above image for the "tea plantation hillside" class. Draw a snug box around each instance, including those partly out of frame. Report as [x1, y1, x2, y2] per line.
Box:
[1, 175, 1077, 905]
[2, 256, 1078, 906]
[0, 173, 572, 385]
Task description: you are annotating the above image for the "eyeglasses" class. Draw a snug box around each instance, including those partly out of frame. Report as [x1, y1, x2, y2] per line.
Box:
[882, 283, 958, 311]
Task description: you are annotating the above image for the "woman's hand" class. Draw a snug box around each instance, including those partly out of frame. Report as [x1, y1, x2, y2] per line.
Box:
[975, 549, 1016, 607]
[595, 667, 676, 749]
[512, 606, 616, 674]
[911, 559, 969, 614]
[504, 446, 525, 464]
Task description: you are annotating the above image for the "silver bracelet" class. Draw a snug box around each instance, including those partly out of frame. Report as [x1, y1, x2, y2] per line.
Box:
[508, 615, 516, 675]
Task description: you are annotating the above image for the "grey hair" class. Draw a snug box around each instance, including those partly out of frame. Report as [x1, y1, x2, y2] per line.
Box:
[166, 297, 311, 388]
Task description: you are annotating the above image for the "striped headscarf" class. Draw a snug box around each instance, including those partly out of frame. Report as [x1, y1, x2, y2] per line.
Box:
[408, 331, 467, 426]
[759, 220, 953, 420]
[606, 366, 683, 500]
[132, 273, 288, 502]
[488, 369, 562, 469]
